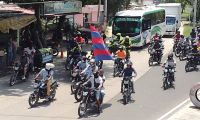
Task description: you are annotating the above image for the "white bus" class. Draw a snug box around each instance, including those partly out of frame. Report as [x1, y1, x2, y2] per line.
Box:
[112, 6, 166, 47]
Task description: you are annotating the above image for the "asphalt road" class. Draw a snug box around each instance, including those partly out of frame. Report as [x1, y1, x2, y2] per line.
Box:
[0, 38, 198, 120]
[84, 52, 200, 120]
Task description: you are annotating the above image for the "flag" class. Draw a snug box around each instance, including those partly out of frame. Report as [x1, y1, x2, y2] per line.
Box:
[90, 25, 113, 61]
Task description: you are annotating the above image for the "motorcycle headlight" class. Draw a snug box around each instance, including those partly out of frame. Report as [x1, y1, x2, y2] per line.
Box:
[33, 83, 38, 88]
[172, 69, 175, 72]
[14, 66, 19, 70]
[72, 72, 77, 77]
[83, 91, 88, 96]
[165, 69, 168, 72]
[124, 80, 129, 84]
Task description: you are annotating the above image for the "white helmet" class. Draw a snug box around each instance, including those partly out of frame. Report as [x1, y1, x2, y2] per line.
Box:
[90, 59, 96, 67]
[45, 63, 55, 70]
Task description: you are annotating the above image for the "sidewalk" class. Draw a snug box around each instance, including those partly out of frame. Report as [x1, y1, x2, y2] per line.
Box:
[166, 102, 200, 120]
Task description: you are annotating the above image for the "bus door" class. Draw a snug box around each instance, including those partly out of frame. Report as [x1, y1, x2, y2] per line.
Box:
[142, 19, 151, 44]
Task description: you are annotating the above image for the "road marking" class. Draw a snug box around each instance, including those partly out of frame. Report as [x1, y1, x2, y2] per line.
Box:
[157, 98, 190, 120]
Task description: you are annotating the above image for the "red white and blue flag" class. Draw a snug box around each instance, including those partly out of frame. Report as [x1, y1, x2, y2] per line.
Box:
[90, 25, 113, 61]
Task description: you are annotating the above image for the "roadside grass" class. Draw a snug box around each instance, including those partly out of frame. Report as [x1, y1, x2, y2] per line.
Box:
[183, 24, 193, 37]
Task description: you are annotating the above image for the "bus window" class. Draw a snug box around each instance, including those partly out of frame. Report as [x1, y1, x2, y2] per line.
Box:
[113, 17, 141, 36]
[142, 19, 151, 31]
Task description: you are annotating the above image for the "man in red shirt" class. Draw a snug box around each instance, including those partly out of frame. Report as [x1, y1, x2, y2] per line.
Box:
[74, 32, 84, 44]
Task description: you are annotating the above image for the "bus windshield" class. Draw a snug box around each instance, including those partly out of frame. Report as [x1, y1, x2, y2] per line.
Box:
[166, 17, 176, 25]
[113, 17, 141, 36]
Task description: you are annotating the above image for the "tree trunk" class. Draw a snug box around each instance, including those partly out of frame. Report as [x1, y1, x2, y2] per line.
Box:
[52, 15, 65, 45]
[34, 4, 45, 48]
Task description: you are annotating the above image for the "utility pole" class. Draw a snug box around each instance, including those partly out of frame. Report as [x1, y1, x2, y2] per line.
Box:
[97, 0, 101, 22]
[141, 0, 143, 6]
[193, 0, 197, 27]
[104, 0, 107, 26]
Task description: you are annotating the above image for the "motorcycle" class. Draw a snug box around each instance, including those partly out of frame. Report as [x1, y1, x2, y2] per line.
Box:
[28, 79, 59, 107]
[148, 41, 155, 54]
[185, 54, 198, 72]
[121, 76, 132, 105]
[148, 49, 162, 66]
[78, 86, 103, 118]
[47, 41, 59, 57]
[174, 41, 183, 57]
[9, 63, 30, 86]
[113, 58, 124, 77]
[173, 39, 179, 52]
[162, 66, 175, 90]
[179, 44, 192, 61]
[71, 69, 86, 94]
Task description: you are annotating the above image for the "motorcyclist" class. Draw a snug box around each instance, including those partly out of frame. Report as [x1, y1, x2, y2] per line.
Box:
[75, 56, 89, 71]
[74, 31, 84, 44]
[196, 38, 200, 51]
[34, 63, 55, 100]
[81, 59, 99, 80]
[190, 28, 197, 42]
[121, 61, 137, 93]
[151, 40, 163, 59]
[21, 52, 30, 80]
[153, 33, 161, 41]
[82, 70, 104, 113]
[163, 53, 176, 81]
[115, 46, 126, 70]
[109, 33, 123, 54]
[120, 36, 132, 60]
[71, 42, 82, 59]
[174, 30, 181, 41]
[24, 44, 35, 71]
[180, 35, 185, 42]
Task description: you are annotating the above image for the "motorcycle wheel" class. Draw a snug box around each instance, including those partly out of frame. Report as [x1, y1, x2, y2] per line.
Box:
[179, 52, 184, 61]
[113, 65, 117, 77]
[65, 62, 70, 71]
[175, 49, 180, 57]
[74, 87, 83, 102]
[52, 48, 59, 57]
[28, 93, 39, 107]
[49, 89, 56, 100]
[9, 75, 16, 86]
[123, 95, 128, 105]
[148, 47, 152, 54]
[71, 84, 76, 94]
[148, 57, 153, 66]
[185, 62, 190, 72]
[78, 103, 87, 118]
[163, 78, 168, 90]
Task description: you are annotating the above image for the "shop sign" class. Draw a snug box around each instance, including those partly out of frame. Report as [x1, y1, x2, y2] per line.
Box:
[44, 1, 82, 14]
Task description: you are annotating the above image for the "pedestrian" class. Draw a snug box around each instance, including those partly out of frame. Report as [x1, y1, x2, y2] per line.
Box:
[12, 37, 17, 64]
[6, 38, 13, 66]
[0, 47, 5, 66]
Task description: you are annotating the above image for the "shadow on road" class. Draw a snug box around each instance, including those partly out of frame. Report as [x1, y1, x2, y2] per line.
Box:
[117, 98, 135, 105]
[0, 79, 33, 97]
[28, 99, 57, 109]
[78, 103, 112, 119]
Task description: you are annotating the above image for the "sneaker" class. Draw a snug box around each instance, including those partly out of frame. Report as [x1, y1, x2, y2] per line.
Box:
[22, 76, 26, 80]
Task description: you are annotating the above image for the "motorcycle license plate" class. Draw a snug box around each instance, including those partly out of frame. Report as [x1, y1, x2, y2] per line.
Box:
[124, 80, 129, 84]
[81, 104, 85, 107]
[33, 83, 38, 88]
[83, 92, 88, 96]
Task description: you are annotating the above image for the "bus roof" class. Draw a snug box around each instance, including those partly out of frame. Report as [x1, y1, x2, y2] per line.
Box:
[115, 6, 165, 17]
[157, 3, 181, 7]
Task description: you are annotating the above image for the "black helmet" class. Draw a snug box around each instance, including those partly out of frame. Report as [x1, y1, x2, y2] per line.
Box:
[77, 31, 81, 35]
[127, 61, 133, 66]
[82, 56, 87, 61]
[168, 53, 173, 59]
[180, 35, 184, 38]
